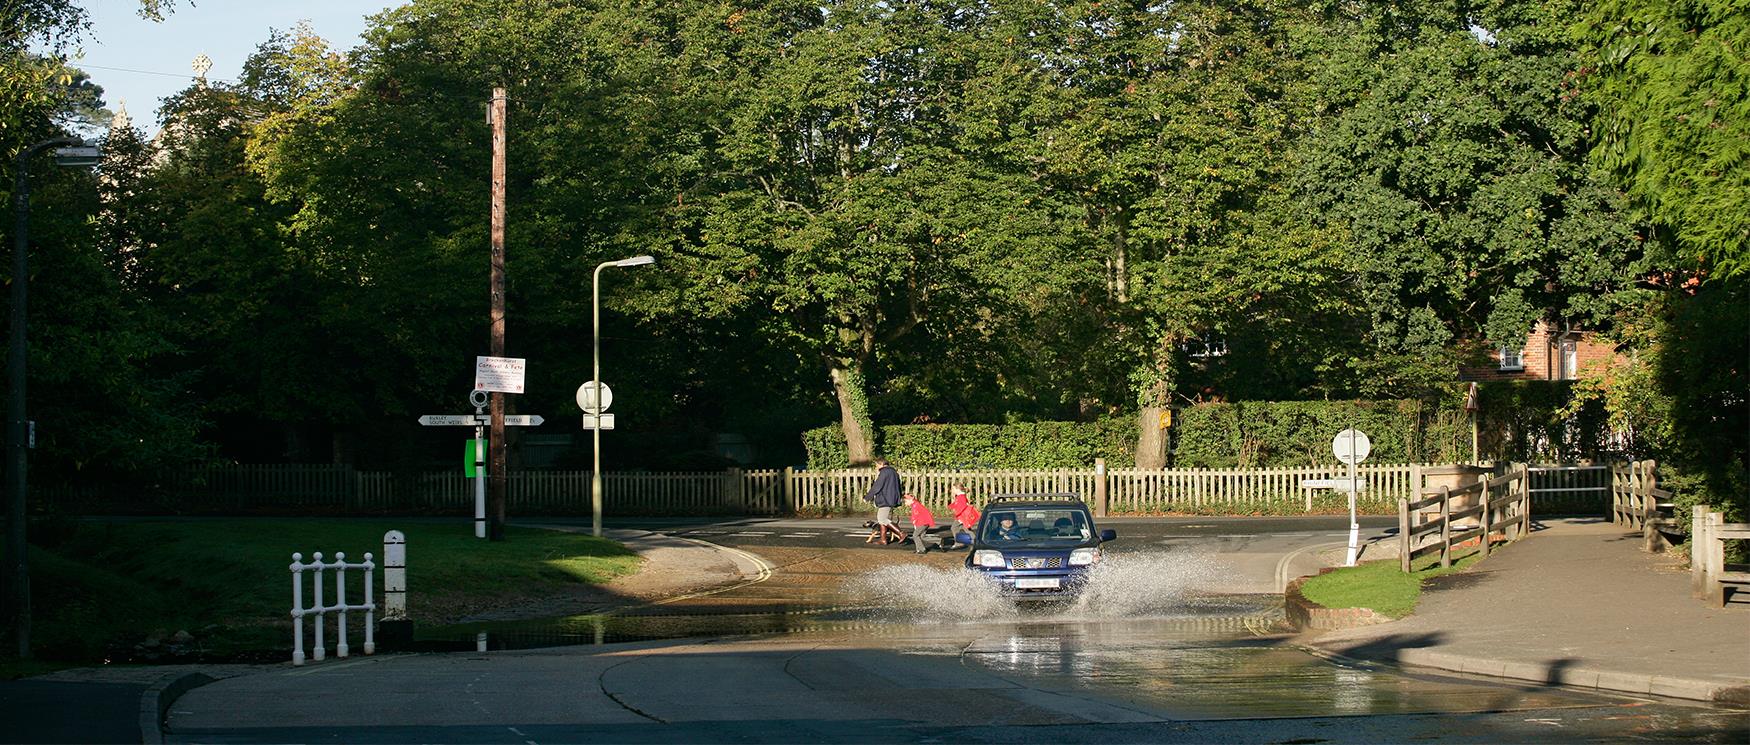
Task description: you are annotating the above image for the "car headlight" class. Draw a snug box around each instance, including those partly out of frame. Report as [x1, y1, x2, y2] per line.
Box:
[1069, 547, 1101, 566]
[974, 550, 1005, 568]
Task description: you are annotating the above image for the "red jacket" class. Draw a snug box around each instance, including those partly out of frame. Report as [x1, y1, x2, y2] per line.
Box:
[907, 501, 936, 527]
[949, 493, 980, 526]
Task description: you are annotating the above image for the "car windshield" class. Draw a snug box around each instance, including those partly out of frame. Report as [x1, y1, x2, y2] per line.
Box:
[981, 508, 1092, 544]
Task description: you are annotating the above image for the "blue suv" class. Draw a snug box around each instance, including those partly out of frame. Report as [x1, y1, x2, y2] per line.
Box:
[964, 494, 1117, 600]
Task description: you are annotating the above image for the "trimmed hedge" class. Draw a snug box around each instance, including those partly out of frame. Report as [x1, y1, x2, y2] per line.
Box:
[802, 419, 1134, 470]
[803, 383, 1600, 470]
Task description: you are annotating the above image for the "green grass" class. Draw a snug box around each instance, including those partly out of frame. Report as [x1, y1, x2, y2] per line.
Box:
[1298, 552, 1482, 618]
[3, 519, 641, 667]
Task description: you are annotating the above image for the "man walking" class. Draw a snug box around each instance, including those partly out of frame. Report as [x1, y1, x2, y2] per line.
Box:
[864, 456, 905, 544]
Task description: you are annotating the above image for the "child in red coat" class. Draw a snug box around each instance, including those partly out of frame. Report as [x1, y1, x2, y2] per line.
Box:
[947, 485, 980, 549]
[901, 493, 937, 554]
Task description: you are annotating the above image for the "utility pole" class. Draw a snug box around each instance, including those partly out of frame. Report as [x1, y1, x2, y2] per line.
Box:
[488, 87, 508, 541]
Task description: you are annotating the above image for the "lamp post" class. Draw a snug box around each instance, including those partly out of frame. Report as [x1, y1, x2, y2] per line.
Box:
[591, 255, 655, 537]
[8, 136, 100, 658]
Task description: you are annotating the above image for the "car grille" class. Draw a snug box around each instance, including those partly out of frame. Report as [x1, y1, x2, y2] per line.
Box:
[1008, 557, 1063, 569]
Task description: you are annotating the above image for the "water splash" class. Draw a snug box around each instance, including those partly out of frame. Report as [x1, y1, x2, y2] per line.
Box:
[1065, 551, 1228, 617]
[844, 551, 1241, 622]
[845, 565, 1020, 621]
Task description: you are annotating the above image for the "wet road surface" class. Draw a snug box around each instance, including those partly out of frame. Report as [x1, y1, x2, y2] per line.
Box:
[165, 524, 1749, 742]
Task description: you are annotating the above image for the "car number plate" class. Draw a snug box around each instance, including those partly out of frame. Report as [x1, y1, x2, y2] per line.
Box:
[1015, 578, 1060, 589]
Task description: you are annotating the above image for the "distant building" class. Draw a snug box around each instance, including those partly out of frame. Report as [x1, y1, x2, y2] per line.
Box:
[1458, 320, 1621, 382]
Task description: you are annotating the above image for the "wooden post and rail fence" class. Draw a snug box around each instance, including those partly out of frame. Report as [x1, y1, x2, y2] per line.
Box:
[1689, 504, 1750, 607]
[1609, 459, 1679, 551]
[1397, 464, 1533, 572]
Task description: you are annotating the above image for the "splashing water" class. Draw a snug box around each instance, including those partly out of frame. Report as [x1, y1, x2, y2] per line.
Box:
[844, 551, 1241, 622]
[846, 565, 1020, 621]
[1065, 551, 1227, 617]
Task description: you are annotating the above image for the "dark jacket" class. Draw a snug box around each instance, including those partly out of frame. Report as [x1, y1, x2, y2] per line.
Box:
[865, 465, 902, 508]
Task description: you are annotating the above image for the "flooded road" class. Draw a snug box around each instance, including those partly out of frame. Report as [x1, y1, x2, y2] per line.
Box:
[400, 543, 1748, 739]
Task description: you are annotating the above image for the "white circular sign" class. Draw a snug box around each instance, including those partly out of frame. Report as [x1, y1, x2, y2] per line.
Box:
[468, 390, 489, 409]
[576, 381, 613, 413]
[1332, 428, 1372, 465]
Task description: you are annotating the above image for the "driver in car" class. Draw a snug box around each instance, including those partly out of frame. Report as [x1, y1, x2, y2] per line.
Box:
[990, 514, 1023, 542]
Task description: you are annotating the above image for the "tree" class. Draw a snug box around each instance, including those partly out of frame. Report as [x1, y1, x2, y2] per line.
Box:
[1293, 0, 1646, 394]
[1578, 0, 1749, 277]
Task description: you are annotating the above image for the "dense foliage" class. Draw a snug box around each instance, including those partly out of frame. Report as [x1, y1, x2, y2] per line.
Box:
[804, 386, 1604, 470]
[3, 0, 1742, 515]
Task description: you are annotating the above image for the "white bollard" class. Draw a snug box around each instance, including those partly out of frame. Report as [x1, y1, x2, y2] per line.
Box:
[383, 531, 407, 622]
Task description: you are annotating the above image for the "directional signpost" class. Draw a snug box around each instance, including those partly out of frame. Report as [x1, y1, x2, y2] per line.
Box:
[419, 389, 544, 539]
[579, 380, 617, 537]
[1302, 427, 1372, 566]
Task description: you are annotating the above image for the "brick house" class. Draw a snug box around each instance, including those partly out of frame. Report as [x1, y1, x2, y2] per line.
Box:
[1458, 320, 1622, 382]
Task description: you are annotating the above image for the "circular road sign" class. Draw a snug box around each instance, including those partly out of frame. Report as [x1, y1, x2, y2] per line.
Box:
[468, 389, 490, 409]
[576, 381, 614, 413]
[1332, 428, 1372, 465]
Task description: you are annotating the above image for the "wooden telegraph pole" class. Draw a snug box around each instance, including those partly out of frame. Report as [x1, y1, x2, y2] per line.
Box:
[488, 87, 508, 541]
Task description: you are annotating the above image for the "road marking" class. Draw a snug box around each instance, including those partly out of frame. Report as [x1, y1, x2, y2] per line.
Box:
[733, 531, 772, 536]
[780, 533, 818, 538]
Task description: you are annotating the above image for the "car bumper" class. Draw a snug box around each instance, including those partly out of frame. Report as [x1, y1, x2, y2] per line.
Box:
[972, 567, 1091, 598]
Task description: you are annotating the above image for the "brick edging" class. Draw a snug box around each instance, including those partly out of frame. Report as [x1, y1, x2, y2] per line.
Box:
[1284, 574, 1395, 631]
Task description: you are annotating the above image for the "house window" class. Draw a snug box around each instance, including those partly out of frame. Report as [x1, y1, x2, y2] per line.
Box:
[1558, 338, 1578, 380]
[1498, 346, 1524, 371]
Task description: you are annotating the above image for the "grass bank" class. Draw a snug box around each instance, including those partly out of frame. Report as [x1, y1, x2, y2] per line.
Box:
[1298, 553, 1482, 618]
[3, 519, 640, 673]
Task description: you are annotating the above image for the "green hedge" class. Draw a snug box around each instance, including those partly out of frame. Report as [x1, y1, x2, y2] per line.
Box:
[802, 419, 1134, 470]
[804, 384, 1599, 470]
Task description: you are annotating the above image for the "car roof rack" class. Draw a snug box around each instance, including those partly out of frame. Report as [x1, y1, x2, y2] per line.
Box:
[987, 493, 1084, 503]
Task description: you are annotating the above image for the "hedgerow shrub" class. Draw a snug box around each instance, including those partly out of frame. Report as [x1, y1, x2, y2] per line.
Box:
[802, 385, 1592, 470]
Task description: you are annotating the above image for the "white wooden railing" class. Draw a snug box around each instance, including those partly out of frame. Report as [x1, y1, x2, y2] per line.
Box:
[290, 550, 376, 665]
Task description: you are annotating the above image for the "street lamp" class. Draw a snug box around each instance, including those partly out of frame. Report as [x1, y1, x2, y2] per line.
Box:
[591, 255, 655, 537]
[9, 135, 100, 658]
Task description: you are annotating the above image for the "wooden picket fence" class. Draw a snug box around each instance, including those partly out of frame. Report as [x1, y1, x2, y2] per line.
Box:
[61, 462, 1462, 517]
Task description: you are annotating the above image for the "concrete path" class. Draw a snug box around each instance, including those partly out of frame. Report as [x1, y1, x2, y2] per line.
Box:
[1311, 517, 1750, 703]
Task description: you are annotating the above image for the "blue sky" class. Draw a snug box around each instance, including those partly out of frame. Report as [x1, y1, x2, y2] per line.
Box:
[75, 0, 398, 132]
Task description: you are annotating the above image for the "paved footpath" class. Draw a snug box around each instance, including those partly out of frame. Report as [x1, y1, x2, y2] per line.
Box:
[1312, 517, 1750, 703]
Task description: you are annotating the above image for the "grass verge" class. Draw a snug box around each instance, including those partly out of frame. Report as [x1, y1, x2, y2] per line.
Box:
[1298, 551, 1483, 618]
[2, 519, 640, 673]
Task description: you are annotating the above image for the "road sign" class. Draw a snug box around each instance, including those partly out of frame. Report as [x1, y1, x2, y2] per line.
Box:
[465, 438, 486, 477]
[1332, 428, 1372, 465]
[581, 413, 616, 430]
[420, 414, 545, 426]
[576, 381, 613, 413]
[419, 415, 477, 426]
[474, 356, 526, 394]
[1300, 478, 1367, 491]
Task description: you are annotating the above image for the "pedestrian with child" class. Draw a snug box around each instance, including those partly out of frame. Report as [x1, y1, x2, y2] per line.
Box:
[863, 456, 906, 544]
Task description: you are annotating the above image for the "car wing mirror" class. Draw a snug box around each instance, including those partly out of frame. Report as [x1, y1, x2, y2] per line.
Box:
[1099, 529, 1117, 542]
